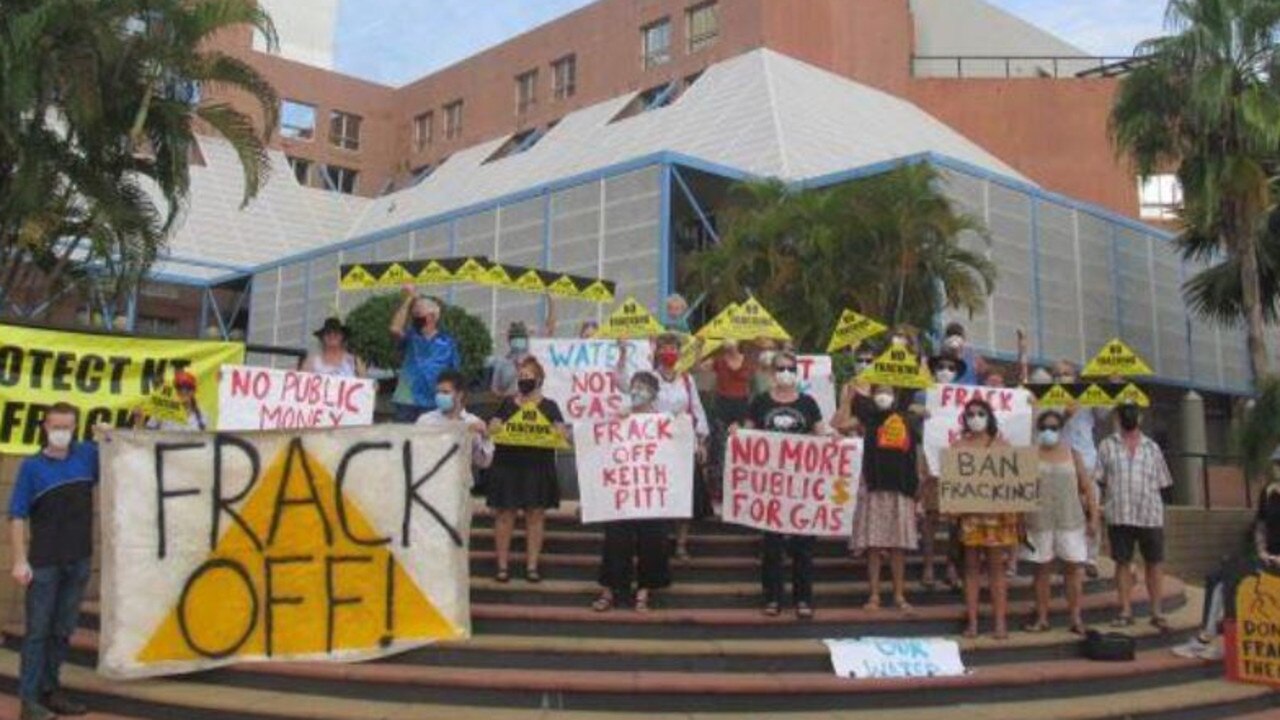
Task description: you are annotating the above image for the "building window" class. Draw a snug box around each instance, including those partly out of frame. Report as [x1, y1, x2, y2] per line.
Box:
[413, 111, 433, 152]
[287, 156, 312, 186]
[552, 55, 577, 100]
[687, 2, 719, 53]
[444, 100, 464, 140]
[281, 100, 316, 140]
[484, 127, 548, 164]
[1138, 174, 1182, 221]
[515, 69, 539, 115]
[136, 315, 180, 336]
[329, 110, 362, 151]
[322, 164, 358, 194]
[643, 18, 672, 69]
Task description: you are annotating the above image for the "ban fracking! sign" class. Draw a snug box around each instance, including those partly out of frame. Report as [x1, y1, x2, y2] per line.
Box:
[217, 365, 376, 431]
[574, 413, 696, 524]
[97, 426, 473, 679]
[722, 430, 862, 537]
[939, 446, 1040, 514]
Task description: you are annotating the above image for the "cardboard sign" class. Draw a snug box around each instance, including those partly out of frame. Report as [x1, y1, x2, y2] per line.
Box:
[574, 414, 696, 524]
[722, 298, 791, 341]
[530, 339, 652, 423]
[217, 365, 376, 431]
[922, 384, 1034, 475]
[797, 355, 837, 423]
[826, 310, 888, 353]
[493, 403, 570, 450]
[593, 297, 665, 340]
[1083, 339, 1153, 378]
[1230, 571, 1280, 687]
[97, 426, 473, 679]
[939, 447, 1040, 514]
[722, 430, 862, 537]
[857, 346, 933, 390]
[143, 385, 189, 425]
[825, 638, 966, 680]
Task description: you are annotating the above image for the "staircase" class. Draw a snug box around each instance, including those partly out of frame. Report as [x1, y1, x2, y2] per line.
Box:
[0, 505, 1276, 719]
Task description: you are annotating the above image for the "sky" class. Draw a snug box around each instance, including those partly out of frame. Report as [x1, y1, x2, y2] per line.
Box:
[334, 0, 1170, 87]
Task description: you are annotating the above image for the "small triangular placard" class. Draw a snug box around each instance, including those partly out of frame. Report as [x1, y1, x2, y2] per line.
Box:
[1083, 339, 1153, 378]
[453, 257, 492, 284]
[1037, 384, 1076, 408]
[339, 265, 379, 291]
[492, 404, 570, 450]
[826, 310, 888, 353]
[1077, 384, 1115, 408]
[511, 269, 547, 294]
[380, 263, 415, 287]
[723, 298, 791, 341]
[546, 275, 581, 298]
[856, 346, 933, 390]
[593, 297, 665, 339]
[1114, 383, 1151, 408]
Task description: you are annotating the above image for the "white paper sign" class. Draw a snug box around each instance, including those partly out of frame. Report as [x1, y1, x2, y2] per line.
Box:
[923, 384, 1034, 476]
[797, 355, 836, 422]
[824, 638, 967, 679]
[574, 413, 696, 524]
[722, 430, 862, 537]
[530, 339, 653, 424]
[217, 365, 375, 431]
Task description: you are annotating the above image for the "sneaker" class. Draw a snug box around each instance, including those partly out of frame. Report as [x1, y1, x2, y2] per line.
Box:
[1200, 637, 1224, 661]
[1171, 638, 1210, 659]
[19, 701, 55, 720]
[43, 690, 87, 716]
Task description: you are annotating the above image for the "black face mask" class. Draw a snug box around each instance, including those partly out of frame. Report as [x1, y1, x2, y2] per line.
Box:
[517, 379, 538, 395]
[1118, 406, 1141, 431]
[413, 317, 429, 331]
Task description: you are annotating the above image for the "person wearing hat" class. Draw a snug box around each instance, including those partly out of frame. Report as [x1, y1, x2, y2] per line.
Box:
[134, 370, 207, 432]
[491, 322, 532, 397]
[302, 317, 367, 378]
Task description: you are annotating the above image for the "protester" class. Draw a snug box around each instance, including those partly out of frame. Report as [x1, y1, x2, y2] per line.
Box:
[10, 403, 101, 719]
[1053, 359, 1106, 578]
[1022, 410, 1099, 635]
[491, 322, 532, 397]
[485, 357, 567, 583]
[617, 334, 710, 560]
[741, 351, 829, 619]
[664, 293, 691, 333]
[954, 398, 1018, 639]
[592, 371, 673, 613]
[1096, 400, 1174, 631]
[578, 320, 599, 339]
[941, 322, 982, 385]
[390, 287, 461, 422]
[706, 339, 755, 505]
[850, 384, 922, 613]
[134, 370, 207, 431]
[919, 354, 967, 590]
[300, 317, 367, 377]
[417, 370, 494, 481]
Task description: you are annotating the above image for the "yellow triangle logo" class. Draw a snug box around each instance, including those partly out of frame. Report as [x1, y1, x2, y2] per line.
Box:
[546, 275, 580, 298]
[1077, 384, 1114, 408]
[454, 258, 490, 283]
[578, 280, 615, 304]
[512, 269, 546, 293]
[856, 346, 933, 390]
[1234, 572, 1280, 685]
[723, 298, 791, 341]
[136, 441, 460, 664]
[417, 261, 454, 285]
[1037, 384, 1076, 408]
[339, 265, 378, 291]
[675, 336, 722, 375]
[493, 404, 569, 450]
[827, 310, 888, 353]
[1114, 383, 1151, 408]
[1083, 339, 1153, 378]
[484, 264, 514, 287]
[142, 384, 189, 424]
[380, 263, 415, 287]
[593, 297, 665, 339]
[696, 303, 740, 340]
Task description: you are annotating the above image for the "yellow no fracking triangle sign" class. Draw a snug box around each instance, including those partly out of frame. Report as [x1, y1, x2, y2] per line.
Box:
[856, 346, 933, 390]
[593, 297, 665, 339]
[1114, 383, 1151, 408]
[696, 303, 740, 340]
[827, 309, 888, 353]
[1083, 339, 1153, 378]
[493, 403, 570, 450]
[1077, 384, 1114, 408]
[722, 297, 791, 341]
[340, 265, 378, 290]
[1037, 384, 1075, 409]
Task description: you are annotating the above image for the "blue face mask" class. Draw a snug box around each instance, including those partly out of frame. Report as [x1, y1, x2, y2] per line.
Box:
[510, 337, 529, 353]
[1039, 429, 1060, 447]
[435, 393, 456, 413]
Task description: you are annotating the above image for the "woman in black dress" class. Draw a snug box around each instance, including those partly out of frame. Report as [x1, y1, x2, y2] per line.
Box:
[486, 357, 568, 583]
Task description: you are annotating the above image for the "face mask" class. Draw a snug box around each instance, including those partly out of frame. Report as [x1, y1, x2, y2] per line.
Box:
[966, 414, 988, 433]
[874, 393, 894, 411]
[517, 378, 538, 395]
[510, 338, 529, 353]
[46, 429, 73, 450]
[758, 351, 776, 368]
[413, 316, 429, 331]
[1039, 429, 1061, 447]
[435, 393, 456, 413]
[945, 335, 964, 351]
[630, 389, 653, 408]
[656, 349, 680, 368]
[775, 369, 799, 388]
[935, 369, 956, 384]
[1118, 407, 1140, 431]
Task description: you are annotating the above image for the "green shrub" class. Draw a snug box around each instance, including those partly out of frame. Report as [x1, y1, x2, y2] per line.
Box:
[345, 293, 493, 385]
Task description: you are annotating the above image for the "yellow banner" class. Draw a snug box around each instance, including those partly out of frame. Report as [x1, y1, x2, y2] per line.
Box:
[0, 324, 243, 454]
[492, 403, 570, 450]
[141, 384, 190, 425]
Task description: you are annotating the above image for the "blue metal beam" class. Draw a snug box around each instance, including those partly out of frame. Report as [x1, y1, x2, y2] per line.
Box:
[658, 164, 674, 321]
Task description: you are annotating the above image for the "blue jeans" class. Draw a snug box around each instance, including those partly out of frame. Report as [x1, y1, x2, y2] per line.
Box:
[20, 558, 91, 702]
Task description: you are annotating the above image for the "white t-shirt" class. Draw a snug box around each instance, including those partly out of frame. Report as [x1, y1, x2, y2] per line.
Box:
[416, 409, 495, 471]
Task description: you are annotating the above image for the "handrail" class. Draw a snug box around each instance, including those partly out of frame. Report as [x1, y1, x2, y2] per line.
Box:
[911, 55, 1137, 79]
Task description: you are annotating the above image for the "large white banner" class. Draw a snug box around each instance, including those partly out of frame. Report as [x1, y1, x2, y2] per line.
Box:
[98, 426, 473, 679]
[923, 384, 1034, 476]
[217, 365, 376, 431]
[797, 355, 836, 422]
[722, 430, 862, 537]
[574, 413, 696, 524]
[530, 339, 653, 424]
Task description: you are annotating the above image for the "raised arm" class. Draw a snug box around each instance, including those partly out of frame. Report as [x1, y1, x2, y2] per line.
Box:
[390, 284, 416, 339]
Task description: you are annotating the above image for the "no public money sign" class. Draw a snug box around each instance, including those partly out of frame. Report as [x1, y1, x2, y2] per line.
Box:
[217, 365, 375, 431]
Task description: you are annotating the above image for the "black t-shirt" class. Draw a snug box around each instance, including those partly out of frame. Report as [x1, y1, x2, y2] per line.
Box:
[1257, 486, 1280, 555]
[749, 393, 823, 436]
[854, 395, 921, 497]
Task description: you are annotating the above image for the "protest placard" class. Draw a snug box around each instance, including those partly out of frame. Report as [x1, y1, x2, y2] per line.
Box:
[939, 446, 1040, 514]
[826, 310, 888, 353]
[722, 430, 861, 537]
[824, 638, 966, 679]
[217, 365, 376, 431]
[574, 414, 695, 523]
[142, 384, 189, 425]
[530, 339, 652, 423]
[492, 403, 570, 450]
[856, 346, 932, 390]
[594, 297, 665, 339]
[922, 384, 1034, 475]
[1229, 571, 1280, 687]
[97, 425, 473, 679]
[1083, 338, 1153, 377]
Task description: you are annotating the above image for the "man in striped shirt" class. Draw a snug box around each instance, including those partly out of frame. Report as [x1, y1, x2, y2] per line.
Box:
[1094, 401, 1174, 631]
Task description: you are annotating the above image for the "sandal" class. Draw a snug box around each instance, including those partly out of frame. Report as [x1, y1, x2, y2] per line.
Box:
[495, 568, 511, 584]
[863, 599, 882, 611]
[635, 590, 651, 613]
[763, 602, 781, 617]
[1068, 622, 1088, 636]
[894, 598, 913, 613]
[1110, 614, 1135, 628]
[962, 626, 978, 639]
[1150, 616, 1171, 633]
[591, 592, 615, 613]
[1022, 620, 1051, 634]
[525, 567, 542, 584]
[796, 603, 815, 620]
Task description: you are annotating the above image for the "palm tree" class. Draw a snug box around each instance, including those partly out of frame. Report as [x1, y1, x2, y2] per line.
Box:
[681, 164, 995, 350]
[0, 0, 279, 320]
[1110, 0, 1280, 382]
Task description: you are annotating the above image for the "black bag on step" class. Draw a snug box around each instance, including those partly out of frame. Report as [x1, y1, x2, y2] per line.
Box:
[1083, 630, 1136, 662]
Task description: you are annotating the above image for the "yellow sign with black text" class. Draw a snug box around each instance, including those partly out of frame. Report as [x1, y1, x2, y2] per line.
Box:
[827, 310, 888, 353]
[593, 298, 666, 340]
[1083, 339, 1153, 378]
[141, 384, 190, 425]
[492, 404, 570, 450]
[856, 347, 933, 390]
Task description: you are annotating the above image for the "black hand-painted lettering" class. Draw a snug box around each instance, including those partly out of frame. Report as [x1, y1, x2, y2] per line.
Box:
[324, 555, 372, 653]
[401, 441, 462, 548]
[155, 442, 206, 559]
[213, 434, 263, 551]
[178, 558, 258, 659]
[264, 554, 312, 657]
[334, 442, 393, 547]
[380, 552, 395, 648]
[268, 438, 334, 548]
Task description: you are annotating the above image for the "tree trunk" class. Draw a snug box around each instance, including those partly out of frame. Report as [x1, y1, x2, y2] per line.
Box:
[1237, 227, 1271, 383]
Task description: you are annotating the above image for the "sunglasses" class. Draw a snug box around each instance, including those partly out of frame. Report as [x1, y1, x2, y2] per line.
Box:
[775, 365, 797, 373]
[936, 363, 957, 372]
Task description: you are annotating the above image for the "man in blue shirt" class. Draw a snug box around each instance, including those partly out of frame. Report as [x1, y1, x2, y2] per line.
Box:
[9, 403, 99, 720]
[391, 286, 462, 422]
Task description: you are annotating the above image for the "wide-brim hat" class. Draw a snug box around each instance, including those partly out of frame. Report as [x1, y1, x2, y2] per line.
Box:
[927, 354, 968, 379]
[314, 317, 350, 339]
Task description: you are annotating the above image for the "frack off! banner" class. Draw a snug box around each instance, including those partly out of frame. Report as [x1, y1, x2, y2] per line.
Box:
[98, 426, 473, 679]
[530, 339, 652, 423]
[923, 384, 1034, 476]
[217, 365, 376, 431]
[722, 430, 862, 537]
[574, 413, 696, 524]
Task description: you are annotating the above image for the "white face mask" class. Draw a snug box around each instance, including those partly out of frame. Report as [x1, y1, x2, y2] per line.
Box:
[966, 414, 988, 434]
[775, 370, 799, 388]
[935, 369, 956, 384]
[46, 429, 73, 450]
[945, 335, 965, 351]
[1039, 429, 1061, 447]
[758, 351, 775, 369]
[874, 393, 895, 411]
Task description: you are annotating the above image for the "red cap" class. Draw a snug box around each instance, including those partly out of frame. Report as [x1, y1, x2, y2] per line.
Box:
[174, 370, 198, 390]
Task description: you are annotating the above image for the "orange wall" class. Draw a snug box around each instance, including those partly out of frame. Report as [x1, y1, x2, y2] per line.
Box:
[760, 0, 913, 95]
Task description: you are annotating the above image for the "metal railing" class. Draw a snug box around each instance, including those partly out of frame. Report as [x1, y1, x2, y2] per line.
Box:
[912, 55, 1137, 79]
